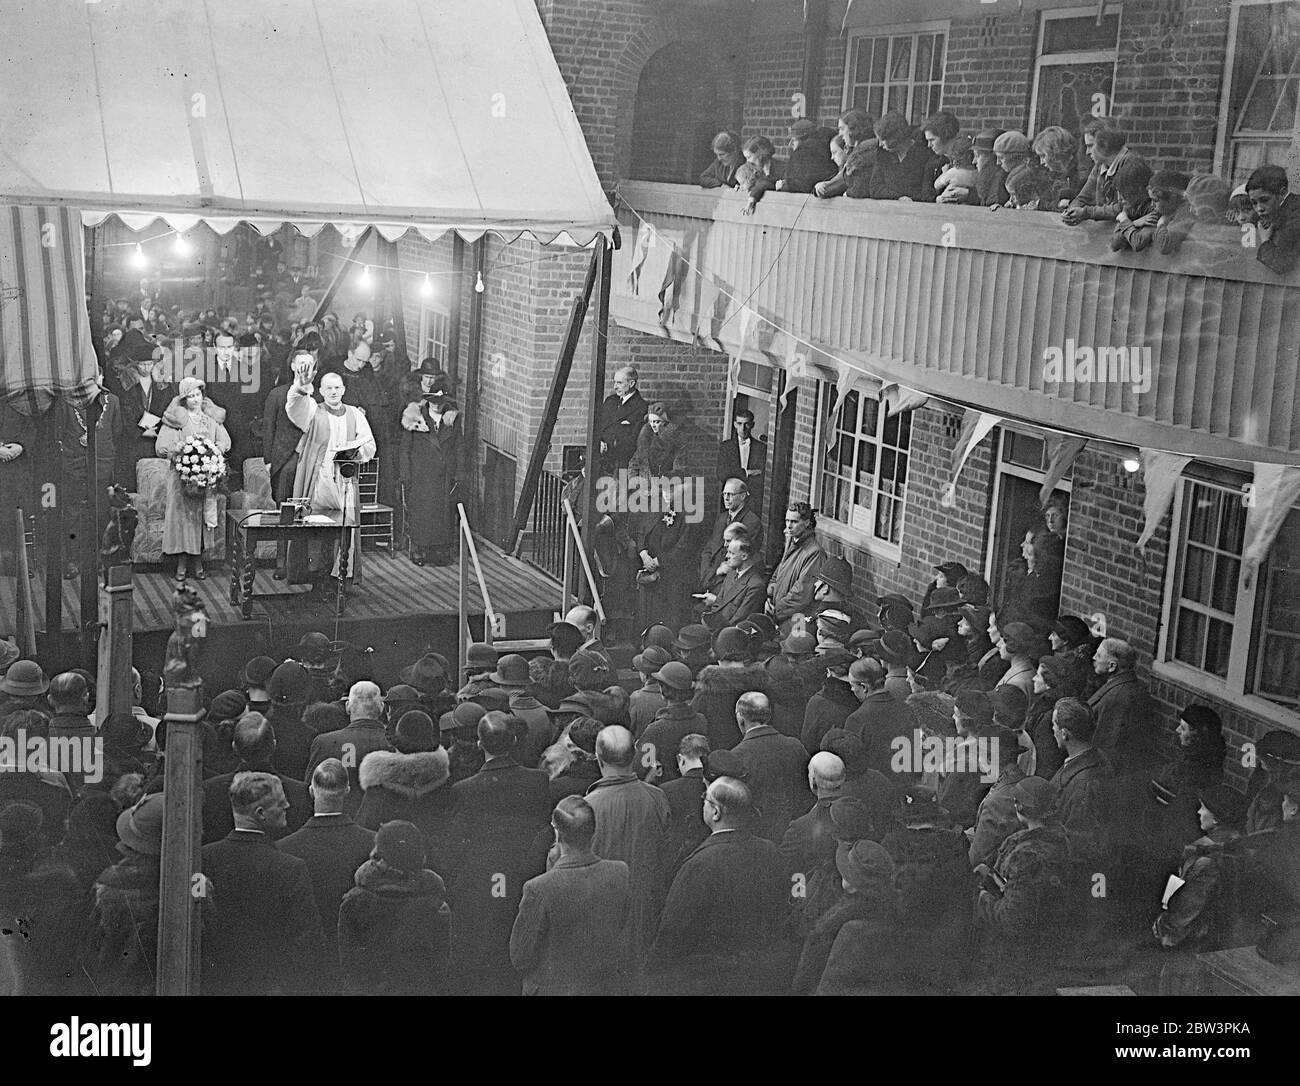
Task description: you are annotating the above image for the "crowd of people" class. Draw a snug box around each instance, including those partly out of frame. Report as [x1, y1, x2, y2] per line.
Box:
[2, 441, 1298, 992]
[702, 110, 1299, 273]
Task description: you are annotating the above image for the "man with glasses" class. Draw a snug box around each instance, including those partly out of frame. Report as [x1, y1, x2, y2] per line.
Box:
[699, 478, 762, 588]
[718, 409, 768, 509]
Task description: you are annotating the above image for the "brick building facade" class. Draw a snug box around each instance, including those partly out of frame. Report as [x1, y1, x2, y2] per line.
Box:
[391, 0, 1300, 771]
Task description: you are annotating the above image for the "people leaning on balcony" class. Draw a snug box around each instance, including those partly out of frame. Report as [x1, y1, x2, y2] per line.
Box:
[814, 109, 875, 199]
[933, 136, 977, 204]
[921, 110, 962, 166]
[1247, 164, 1300, 275]
[1187, 173, 1231, 224]
[736, 136, 779, 215]
[1062, 125, 1148, 225]
[1031, 125, 1082, 209]
[865, 112, 942, 202]
[1110, 157, 1158, 252]
[991, 131, 1034, 207]
[1005, 166, 1056, 212]
[700, 131, 745, 189]
[778, 119, 837, 194]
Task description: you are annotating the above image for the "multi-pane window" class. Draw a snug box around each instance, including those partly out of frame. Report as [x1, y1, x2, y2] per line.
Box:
[418, 304, 453, 381]
[1164, 476, 1300, 711]
[1029, 6, 1122, 139]
[1218, 0, 1300, 182]
[816, 386, 910, 547]
[843, 25, 947, 125]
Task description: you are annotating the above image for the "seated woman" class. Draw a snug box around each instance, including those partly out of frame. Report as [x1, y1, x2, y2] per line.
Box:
[700, 131, 745, 189]
[1152, 785, 1244, 950]
[1031, 126, 1082, 208]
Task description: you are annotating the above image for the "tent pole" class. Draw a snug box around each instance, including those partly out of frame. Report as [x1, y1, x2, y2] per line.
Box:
[461, 239, 487, 526]
[37, 408, 65, 667]
[80, 395, 103, 668]
[580, 238, 612, 576]
[312, 227, 373, 325]
[505, 248, 598, 554]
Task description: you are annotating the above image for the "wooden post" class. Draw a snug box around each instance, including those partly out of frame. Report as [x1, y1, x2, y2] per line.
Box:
[96, 564, 135, 720]
[156, 687, 203, 996]
[447, 235, 465, 374]
[560, 519, 573, 619]
[80, 395, 103, 669]
[461, 239, 486, 525]
[580, 239, 613, 551]
[36, 408, 64, 667]
[13, 508, 37, 657]
[458, 515, 469, 688]
[505, 248, 599, 554]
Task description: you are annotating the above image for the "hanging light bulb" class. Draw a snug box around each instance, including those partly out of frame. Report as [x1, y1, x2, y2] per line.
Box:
[172, 233, 190, 257]
[420, 273, 434, 299]
[360, 264, 372, 290]
[131, 243, 148, 269]
[1122, 456, 1141, 474]
[474, 269, 484, 294]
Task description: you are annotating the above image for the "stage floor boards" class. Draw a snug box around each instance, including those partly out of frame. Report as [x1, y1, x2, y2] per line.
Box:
[0, 539, 562, 637]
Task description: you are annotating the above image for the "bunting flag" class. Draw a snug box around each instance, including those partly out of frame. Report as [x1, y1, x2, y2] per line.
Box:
[627, 222, 654, 294]
[881, 382, 929, 417]
[1242, 462, 1300, 587]
[780, 340, 807, 412]
[823, 361, 867, 451]
[1136, 450, 1194, 551]
[1039, 435, 1088, 505]
[723, 306, 754, 419]
[942, 410, 1001, 508]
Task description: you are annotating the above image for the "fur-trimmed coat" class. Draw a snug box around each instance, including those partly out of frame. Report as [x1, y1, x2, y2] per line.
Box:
[83, 850, 162, 996]
[338, 860, 451, 995]
[155, 399, 231, 555]
[398, 401, 464, 550]
[629, 420, 686, 480]
[355, 747, 453, 861]
[691, 662, 769, 753]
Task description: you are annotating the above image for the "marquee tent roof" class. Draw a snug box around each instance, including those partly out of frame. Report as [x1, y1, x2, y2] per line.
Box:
[0, 0, 614, 410]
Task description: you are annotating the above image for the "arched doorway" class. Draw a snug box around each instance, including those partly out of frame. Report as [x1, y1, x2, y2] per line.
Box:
[629, 42, 723, 184]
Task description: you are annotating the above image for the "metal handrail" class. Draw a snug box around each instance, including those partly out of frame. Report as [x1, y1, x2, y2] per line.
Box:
[457, 503, 497, 685]
[561, 497, 606, 624]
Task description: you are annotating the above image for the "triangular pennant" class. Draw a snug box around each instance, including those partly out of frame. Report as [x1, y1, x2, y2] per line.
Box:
[1039, 434, 1088, 506]
[942, 411, 1001, 508]
[1136, 450, 1193, 552]
[1242, 462, 1300, 588]
[881, 382, 929, 417]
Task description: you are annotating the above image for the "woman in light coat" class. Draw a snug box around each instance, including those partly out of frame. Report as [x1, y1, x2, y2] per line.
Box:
[156, 376, 230, 581]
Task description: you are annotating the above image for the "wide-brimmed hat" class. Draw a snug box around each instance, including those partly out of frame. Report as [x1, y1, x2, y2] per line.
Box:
[488, 654, 531, 687]
[444, 700, 486, 733]
[401, 653, 449, 692]
[294, 632, 333, 666]
[116, 794, 165, 856]
[933, 561, 970, 583]
[633, 645, 672, 674]
[0, 639, 20, 673]
[653, 661, 695, 692]
[465, 643, 499, 670]
[816, 554, 853, 596]
[0, 659, 48, 697]
[876, 629, 919, 668]
[924, 587, 963, 614]
[674, 624, 712, 652]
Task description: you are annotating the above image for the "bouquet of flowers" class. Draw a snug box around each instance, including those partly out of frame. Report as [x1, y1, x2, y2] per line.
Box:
[174, 435, 227, 498]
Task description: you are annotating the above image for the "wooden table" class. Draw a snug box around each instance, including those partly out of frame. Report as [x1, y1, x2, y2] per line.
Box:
[226, 510, 356, 618]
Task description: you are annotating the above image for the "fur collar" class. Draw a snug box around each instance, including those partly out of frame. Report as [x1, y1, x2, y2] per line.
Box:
[401, 401, 459, 432]
[694, 661, 769, 697]
[353, 858, 447, 900]
[161, 397, 227, 429]
[358, 748, 450, 797]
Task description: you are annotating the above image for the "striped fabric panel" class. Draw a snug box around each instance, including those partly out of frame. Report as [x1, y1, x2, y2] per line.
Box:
[0, 203, 99, 415]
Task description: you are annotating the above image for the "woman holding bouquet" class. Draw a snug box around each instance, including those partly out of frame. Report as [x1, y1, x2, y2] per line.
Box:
[156, 377, 230, 581]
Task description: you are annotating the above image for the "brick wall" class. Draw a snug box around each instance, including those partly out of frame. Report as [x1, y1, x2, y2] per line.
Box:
[940, 12, 1038, 134]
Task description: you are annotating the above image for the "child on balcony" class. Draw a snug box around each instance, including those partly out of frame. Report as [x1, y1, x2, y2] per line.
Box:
[1247, 164, 1300, 274]
[972, 129, 1009, 207]
[1228, 183, 1257, 227]
[933, 136, 978, 204]
[1005, 166, 1056, 212]
[736, 136, 778, 215]
[992, 131, 1034, 205]
[1147, 171, 1194, 255]
[1109, 158, 1157, 252]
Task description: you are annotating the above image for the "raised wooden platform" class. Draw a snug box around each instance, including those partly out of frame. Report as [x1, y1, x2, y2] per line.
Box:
[0, 538, 562, 638]
[1198, 946, 1300, 996]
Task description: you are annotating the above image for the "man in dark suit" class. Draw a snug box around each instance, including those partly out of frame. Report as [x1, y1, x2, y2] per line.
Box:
[718, 410, 768, 510]
[596, 366, 647, 475]
[698, 479, 763, 588]
[202, 714, 311, 844]
[116, 349, 171, 489]
[509, 795, 632, 995]
[262, 351, 306, 578]
[277, 757, 376, 992]
[443, 712, 552, 995]
[843, 658, 914, 782]
[200, 772, 327, 995]
[303, 682, 392, 815]
[779, 751, 843, 878]
[733, 692, 811, 842]
[661, 733, 710, 873]
[647, 776, 789, 994]
[701, 537, 769, 631]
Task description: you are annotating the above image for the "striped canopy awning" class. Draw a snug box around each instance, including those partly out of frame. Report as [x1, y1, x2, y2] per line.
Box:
[0, 205, 99, 416]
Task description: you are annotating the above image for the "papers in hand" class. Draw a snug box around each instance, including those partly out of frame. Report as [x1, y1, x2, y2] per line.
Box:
[138, 411, 162, 434]
[1161, 874, 1186, 908]
[332, 438, 368, 462]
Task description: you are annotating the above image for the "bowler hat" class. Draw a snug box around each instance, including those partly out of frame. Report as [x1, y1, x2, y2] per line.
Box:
[1012, 776, 1058, 820]
[267, 661, 310, 704]
[489, 654, 531, 687]
[415, 357, 444, 377]
[116, 794, 165, 856]
[633, 645, 672, 674]
[816, 554, 853, 596]
[0, 660, 48, 697]
[653, 661, 695, 692]
[737, 614, 777, 644]
[674, 624, 712, 652]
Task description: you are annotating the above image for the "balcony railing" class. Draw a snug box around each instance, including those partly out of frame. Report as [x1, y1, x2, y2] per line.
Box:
[612, 181, 1300, 462]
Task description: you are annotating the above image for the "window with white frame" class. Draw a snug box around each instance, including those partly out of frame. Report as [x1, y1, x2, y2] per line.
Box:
[417, 304, 454, 381]
[842, 23, 947, 125]
[1162, 474, 1300, 711]
[1029, 5, 1122, 139]
[1217, 0, 1300, 184]
[815, 385, 910, 547]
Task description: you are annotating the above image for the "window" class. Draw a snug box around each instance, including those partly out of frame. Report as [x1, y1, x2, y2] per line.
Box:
[417, 304, 453, 382]
[815, 385, 910, 548]
[1217, 0, 1300, 183]
[1029, 6, 1122, 139]
[1161, 473, 1300, 716]
[842, 23, 947, 125]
